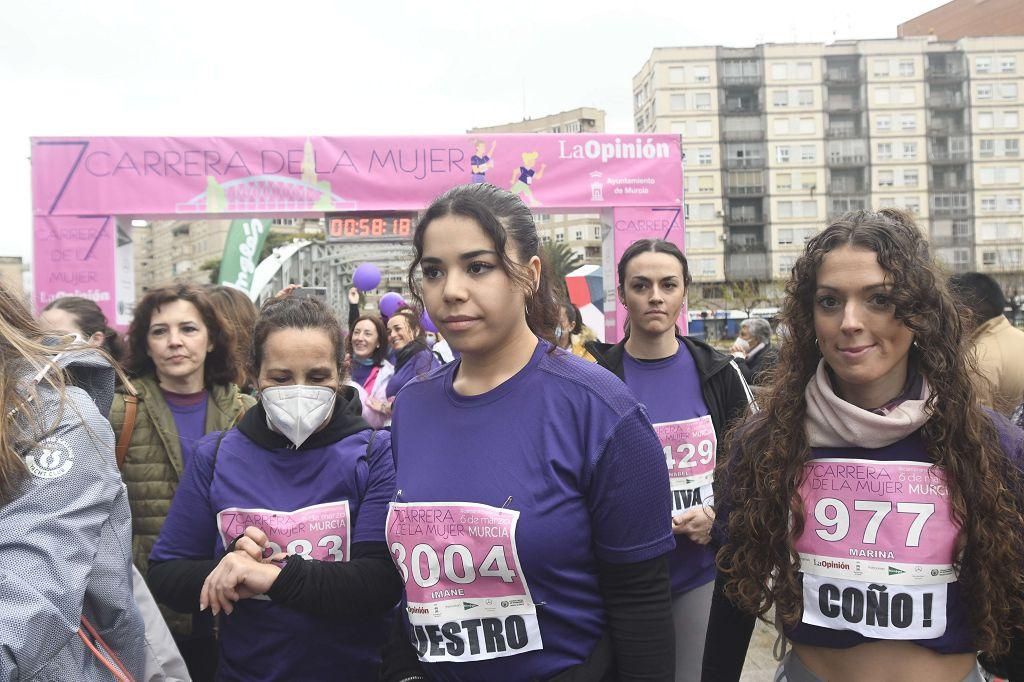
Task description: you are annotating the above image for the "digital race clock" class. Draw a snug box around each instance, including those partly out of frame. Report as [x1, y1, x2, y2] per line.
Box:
[325, 212, 417, 241]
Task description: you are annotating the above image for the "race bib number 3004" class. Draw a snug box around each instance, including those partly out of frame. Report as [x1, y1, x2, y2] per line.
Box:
[796, 459, 958, 640]
[654, 416, 717, 513]
[386, 502, 543, 663]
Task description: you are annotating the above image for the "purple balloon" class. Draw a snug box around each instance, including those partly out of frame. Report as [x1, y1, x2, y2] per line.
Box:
[421, 311, 438, 334]
[379, 292, 406, 318]
[352, 263, 382, 292]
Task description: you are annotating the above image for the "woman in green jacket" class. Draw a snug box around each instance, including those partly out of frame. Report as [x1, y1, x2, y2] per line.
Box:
[109, 283, 254, 682]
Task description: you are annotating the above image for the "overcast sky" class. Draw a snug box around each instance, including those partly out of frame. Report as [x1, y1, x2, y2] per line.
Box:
[3, 0, 942, 264]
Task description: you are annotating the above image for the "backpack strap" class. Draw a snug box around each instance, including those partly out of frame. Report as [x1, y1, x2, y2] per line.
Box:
[115, 381, 139, 470]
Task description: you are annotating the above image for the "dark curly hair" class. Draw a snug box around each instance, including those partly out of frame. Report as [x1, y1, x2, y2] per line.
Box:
[125, 284, 237, 387]
[716, 208, 1024, 655]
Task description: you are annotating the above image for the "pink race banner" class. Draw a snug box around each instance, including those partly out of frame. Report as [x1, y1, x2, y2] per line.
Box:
[31, 135, 682, 216]
[606, 206, 687, 341]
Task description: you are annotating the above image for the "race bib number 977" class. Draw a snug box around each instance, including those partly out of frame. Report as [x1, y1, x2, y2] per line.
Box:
[795, 459, 958, 639]
[386, 501, 543, 663]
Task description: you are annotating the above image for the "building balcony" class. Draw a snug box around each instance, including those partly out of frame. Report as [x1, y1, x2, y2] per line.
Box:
[726, 213, 764, 225]
[724, 184, 765, 197]
[928, 148, 970, 163]
[721, 74, 762, 88]
[826, 127, 861, 139]
[725, 103, 762, 115]
[980, 261, 1024, 274]
[927, 93, 966, 109]
[725, 157, 765, 170]
[825, 68, 860, 83]
[726, 251, 770, 280]
[931, 193, 971, 217]
[927, 65, 967, 82]
[928, 121, 966, 136]
[826, 99, 864, 113]
[726, 242, 767, 254]
[722, 129, 765, 142]
[827, 154, 868, 168]
[930, 235, 974, 248]
[828, 184, 867, 195]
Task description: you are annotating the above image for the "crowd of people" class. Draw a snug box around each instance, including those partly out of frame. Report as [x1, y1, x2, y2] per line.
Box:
[4, 183, 1024, 681]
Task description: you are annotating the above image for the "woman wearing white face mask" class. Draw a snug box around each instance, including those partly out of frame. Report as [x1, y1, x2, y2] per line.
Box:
[147, 296, 402, 681]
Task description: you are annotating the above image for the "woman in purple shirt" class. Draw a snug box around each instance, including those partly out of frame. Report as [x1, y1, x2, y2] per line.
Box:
[704, 209, 1024, 681]
[588, 239, 753, 682]
[380, 183, 676, 682]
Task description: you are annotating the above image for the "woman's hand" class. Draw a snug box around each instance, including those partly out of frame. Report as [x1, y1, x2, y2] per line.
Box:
[672, 507, 716, 545]
[200, 526, 285, 616]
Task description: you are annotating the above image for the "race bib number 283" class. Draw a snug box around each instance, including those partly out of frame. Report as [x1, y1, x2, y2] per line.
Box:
[386, 501, 543, 663]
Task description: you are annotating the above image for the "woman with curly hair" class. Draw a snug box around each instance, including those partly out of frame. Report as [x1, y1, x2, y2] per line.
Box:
[703, 209, 1024, 681]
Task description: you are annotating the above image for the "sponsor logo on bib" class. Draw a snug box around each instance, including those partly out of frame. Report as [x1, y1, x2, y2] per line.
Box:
[795, 458, 958, 639]
[386, 501, 543, 663]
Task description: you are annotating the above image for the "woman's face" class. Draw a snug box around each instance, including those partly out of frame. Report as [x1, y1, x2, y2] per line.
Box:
[257, 328, 339, 391]
[386, 316, 415, 351]
[39, 308, 86, 340]
[350, 319, 380, 359]
[813, 245, 915, 404]
[620, 251, 687, 338]
[146, 299, 212, 386]
[418, 214, 539, 357]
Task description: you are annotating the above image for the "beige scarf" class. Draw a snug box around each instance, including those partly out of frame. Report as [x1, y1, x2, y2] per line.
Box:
[804, 359, 932, 448]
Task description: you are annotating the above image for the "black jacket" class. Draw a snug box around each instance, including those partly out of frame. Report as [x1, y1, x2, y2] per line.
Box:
[587, 336, 754, 439]
[737, 342, 778, 386]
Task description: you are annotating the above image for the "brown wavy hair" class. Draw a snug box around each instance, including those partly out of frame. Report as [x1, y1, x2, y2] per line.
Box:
[716, 208, 1024, 655]
[125, 284, 237, 387]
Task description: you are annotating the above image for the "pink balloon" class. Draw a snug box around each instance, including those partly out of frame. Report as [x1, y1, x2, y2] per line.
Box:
[378, 292, 405, 317]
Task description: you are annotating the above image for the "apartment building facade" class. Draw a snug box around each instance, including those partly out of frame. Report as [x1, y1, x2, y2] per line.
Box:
[469, 108, 606, 266]
[634, 36, 1024, 298]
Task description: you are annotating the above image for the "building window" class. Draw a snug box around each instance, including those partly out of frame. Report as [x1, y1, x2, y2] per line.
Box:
[799, 118, 815, 134]
[696, 120, 712, 137]
[695, 93, 712, 111]
[798, 89, 814, 106]
[555, 232, 565, 243]
[778, 228, 793, 244]
[901, 115, 916, 131]
[981, 197, 997, 212]
[902, 142, 917, 159]
[773, 118, 791, 135]
[980, 139, 996, 157]
[671, 121, 687, 135]
[801, 172, 816, 189]
[899, 60, 915, 77]
[694, 65, 710, 82]
[773, 90, 789, 107]
[979, 112, 994, 129]
[574, 229, 583, 241]
[776, 173, 792, 190]
[1004, 111, 1020, 129]
[977, 57, 992, 74]
[796, 62, 812, 80]
[904, 198, 920, 214]
[1006, 139, 1020, 156]
[979, 167, 1023, 184]
[670, 94, 686, 111]
[1008, 197, 1022, 212]
[877, 116, 891, 131]
[903, 169, 918, 187]
[875, 88, 891, 104]
[978, 84, 993, 99]
[776, 146, 791, 163]
[899, 87, 915, 104]
[669, 66, 685, 84]
[698, 148, 713, 165]
[698, 175, 715, 192]
[983, 251, 997, 265]
[778, 202, 793, 218]
[877, 143, 893, 160]
[1001, 56, 1017, 74]
[771, 63, 788, 80]
[1001, 83, 1019, 100]
[873, 59, 890, 77]
[778, 256, 796, 275]
[879, 170, 894, 187]
[800, 145, 816, 161]
[593, 226, 602, 240]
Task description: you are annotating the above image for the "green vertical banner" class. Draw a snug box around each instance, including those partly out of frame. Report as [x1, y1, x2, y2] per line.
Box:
[218, 218, 269, 294]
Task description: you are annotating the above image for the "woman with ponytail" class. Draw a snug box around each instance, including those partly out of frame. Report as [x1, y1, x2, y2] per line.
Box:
[380, 183, 675, 681]
[703, 209, 1024, 681]
[40, 295, 125, 363]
